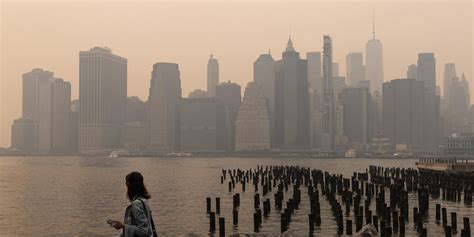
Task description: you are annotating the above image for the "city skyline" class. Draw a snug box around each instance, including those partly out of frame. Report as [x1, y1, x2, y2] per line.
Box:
[1, 1, 473, 147]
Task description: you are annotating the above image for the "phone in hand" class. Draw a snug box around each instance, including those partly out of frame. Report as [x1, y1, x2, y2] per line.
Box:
[107, 219, 116, 225]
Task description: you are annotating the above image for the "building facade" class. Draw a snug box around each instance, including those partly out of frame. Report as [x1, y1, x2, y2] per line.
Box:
[235, 82, 270, 151]
[383, 79, 424, 150]
[179, 98, 227, 152]
[443, 63, 456, 102]
[216, 81, 241, 151]
[346, 52, 365, 87]
[79, 47, 127, 154]
[11, 118, 35, 152]
[341, 87, 371, 147]
[22, 68, 54, 151]
[417, 53, 440, 150]
[365, 31, 384, 96]
[254, 52, 276, 147]
[320, 35, 335, 151]
[148, 63, 182, 152]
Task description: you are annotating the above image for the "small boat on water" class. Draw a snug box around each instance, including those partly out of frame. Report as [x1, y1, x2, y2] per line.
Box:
[415, 157, 474, 176]
[108, 149, 129, 158]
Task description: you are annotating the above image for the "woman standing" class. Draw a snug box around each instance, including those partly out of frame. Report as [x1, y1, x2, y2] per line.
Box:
[109, 172, 157, 237]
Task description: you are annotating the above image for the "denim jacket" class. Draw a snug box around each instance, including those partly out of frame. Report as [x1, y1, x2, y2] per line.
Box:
[120, 196, 153, 237]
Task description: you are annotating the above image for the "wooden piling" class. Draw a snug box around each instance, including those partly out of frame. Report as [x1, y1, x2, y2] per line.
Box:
[219, 217, 225, 237]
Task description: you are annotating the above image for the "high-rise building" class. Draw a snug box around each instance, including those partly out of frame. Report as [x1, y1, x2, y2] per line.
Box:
[179, 98, 227, 152]
[37, 78, 71, 153]
[443, 63, 457, 102]
[383, 79, 424, 150]
[148, 63, 182, 152]
[216, 81, 241, 151]
[365, 18, 384, 96]
[19, 69, 71, 153]
[79, 47, 127, 154]
[275, 37, 310, 150]
[445, 74, 471, 134]
[235, 82, 270, 151]
[346, 52, 365, 87]
[254, 52, 276, 147]
[22, 68, 54, 150]
[341, 87, 371, 146]
[321, 35, 335, 151]
[207, 54, 219, 97]
[417, 53, 440, 150]
[407, 64, 417, 79]
[307, 52, 323, 149]
[417, 53, 436, 94]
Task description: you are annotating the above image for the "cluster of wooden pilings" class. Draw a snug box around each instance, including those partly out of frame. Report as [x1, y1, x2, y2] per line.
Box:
[205, 165, 472, 236]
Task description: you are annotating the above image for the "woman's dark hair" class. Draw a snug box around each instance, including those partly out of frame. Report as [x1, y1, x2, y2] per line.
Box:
[126, 172, 151, 201]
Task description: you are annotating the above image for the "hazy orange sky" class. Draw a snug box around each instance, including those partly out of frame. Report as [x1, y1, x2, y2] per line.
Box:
[1, 1, 472, 147]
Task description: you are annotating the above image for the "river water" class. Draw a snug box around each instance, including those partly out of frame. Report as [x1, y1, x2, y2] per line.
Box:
[0, 156, 472, 236]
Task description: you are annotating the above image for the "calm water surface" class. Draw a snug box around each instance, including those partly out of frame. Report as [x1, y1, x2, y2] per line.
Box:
[0, 156, 472, 236]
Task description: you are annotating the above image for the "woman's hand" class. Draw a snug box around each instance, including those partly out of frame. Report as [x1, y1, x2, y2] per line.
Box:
[111, 221, 124, 230]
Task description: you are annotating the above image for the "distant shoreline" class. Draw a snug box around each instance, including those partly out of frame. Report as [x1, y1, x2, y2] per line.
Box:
[1, 153, 471, 160]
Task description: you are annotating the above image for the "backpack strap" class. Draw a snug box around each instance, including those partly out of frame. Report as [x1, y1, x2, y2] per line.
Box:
[138, 199, 158, 237]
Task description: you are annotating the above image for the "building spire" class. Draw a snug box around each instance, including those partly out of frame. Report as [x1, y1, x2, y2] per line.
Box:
[372, 11, 376, 39]
[286, 37, 295, 52]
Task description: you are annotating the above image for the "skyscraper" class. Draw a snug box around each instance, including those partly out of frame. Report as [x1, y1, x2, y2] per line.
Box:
[38, 78, 71, 153]
[216, 81, 241, 151]
[275, 37, 310, 150]
[235, 82, 270, 151]
[417, 53, 440, 150]
[18, 69, 71, 153]
[254, 51, 276, 147]
[207, 54, 219, 97]
[407, 64, 417, 79]
[346, 52, 365, 87]
[383, 79, 424, 150]
[365, 18, 384, 96]
[443, 63, 457, 102]
[341, 87, 371, 146]
[321, 35, 335, 151]
[148, 63, 182, 152]
[22, 68, 53, 151]
[79, 47, 127, 154]
[307, 52, 322, 149]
